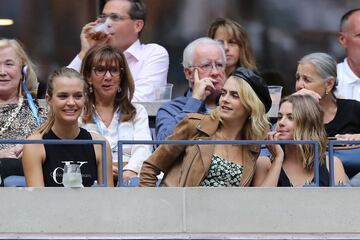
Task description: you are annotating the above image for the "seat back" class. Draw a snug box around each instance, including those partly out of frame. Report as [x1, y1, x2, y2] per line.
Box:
[4, 176, 26, 187]
[122, 176, 161, 187]
[334, 145, 360, 179]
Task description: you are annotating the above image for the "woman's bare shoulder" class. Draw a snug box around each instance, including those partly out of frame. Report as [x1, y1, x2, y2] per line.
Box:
[27, 133, 43, 140]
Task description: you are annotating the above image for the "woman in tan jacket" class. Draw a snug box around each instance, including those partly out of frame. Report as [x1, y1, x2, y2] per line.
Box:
[140, 67, 272, 187]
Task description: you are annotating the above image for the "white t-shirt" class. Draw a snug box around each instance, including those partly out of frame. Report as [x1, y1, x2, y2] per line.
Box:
[336, 58, 360, 101]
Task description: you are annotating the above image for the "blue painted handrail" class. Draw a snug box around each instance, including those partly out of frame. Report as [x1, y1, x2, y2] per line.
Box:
[0, 139, 108, 187]
[328, 140, 360, 187]
[117, 139, 319, 187]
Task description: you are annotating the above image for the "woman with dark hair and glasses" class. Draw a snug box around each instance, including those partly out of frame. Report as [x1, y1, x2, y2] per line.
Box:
[80, 44, 152, 183]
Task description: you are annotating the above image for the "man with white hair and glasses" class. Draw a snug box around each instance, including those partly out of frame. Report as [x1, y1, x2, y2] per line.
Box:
[156, 37, 226, 141]
[68, 0, 169, 101]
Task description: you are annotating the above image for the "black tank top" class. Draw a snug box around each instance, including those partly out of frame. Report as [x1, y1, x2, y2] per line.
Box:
[277, 163, 330, 187]
[42, 128, 98, 187]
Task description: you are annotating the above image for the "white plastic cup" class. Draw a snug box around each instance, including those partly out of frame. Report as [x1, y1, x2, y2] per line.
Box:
[155, 83, 173, 102]
[267, 85, 283, 118]
[90, 18, 111, 40]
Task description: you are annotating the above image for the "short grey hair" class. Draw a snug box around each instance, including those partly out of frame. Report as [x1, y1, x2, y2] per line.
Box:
[182, 37, 226, 68]
[299, 52, 338, 91]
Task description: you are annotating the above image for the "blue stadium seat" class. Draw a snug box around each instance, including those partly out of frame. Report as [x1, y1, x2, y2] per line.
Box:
[121, 176, 161, 187]
[334, 146, 360, 179]
[4, 176, 26, 187]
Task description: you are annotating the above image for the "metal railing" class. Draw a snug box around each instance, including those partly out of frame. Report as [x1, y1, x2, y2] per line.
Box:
[117, 139, 320, 187]
[328, 140, 360, 187]
[8, 139, 355, 187]
[0, 139, 108, 186]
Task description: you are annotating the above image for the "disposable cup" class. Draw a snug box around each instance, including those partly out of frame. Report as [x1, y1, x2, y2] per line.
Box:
[267, 85, 283, 118]
[155, 83, 173, 102]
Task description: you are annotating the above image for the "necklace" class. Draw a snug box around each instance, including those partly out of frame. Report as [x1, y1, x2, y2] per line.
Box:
[0, 97, 24, 135]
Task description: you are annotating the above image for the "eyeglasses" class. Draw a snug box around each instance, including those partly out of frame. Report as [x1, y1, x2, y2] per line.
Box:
[189, 62, 225, 72]
[98, 13, 131, 22]
[93, 66, 123, 77]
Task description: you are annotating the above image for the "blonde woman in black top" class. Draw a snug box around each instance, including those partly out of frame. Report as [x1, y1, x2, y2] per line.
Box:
[23, 68, 113, 187]
[253, 95, 348, 187]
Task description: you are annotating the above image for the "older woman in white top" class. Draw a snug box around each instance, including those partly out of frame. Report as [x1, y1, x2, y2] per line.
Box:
[79, 44, 152, 183]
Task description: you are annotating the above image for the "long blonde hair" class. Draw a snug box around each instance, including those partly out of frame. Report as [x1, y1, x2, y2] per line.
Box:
[280, 95, 327, 169]
[38, 67, 88, 134]
[0, 38, 38, 98]
[210, 75, 269, 142]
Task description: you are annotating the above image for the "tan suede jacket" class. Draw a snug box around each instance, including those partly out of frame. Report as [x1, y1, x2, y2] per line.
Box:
[139, 113, 260, 187]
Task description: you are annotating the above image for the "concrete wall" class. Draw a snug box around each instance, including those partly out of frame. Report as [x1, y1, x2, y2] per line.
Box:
[1, 187, 359, 238]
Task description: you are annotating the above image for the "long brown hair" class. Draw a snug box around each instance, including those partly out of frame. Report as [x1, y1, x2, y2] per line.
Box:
[38, 67, 88, 134]
[280, 95, 327, 169]
[80, 44, 136, 123]
[207, 17, 257, 70]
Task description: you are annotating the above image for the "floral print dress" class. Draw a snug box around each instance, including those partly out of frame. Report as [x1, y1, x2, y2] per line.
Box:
[200, 154, 243, 187]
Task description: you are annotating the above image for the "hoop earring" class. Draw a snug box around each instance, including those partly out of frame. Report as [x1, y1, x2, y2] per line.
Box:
[117, 87, 121, 93]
